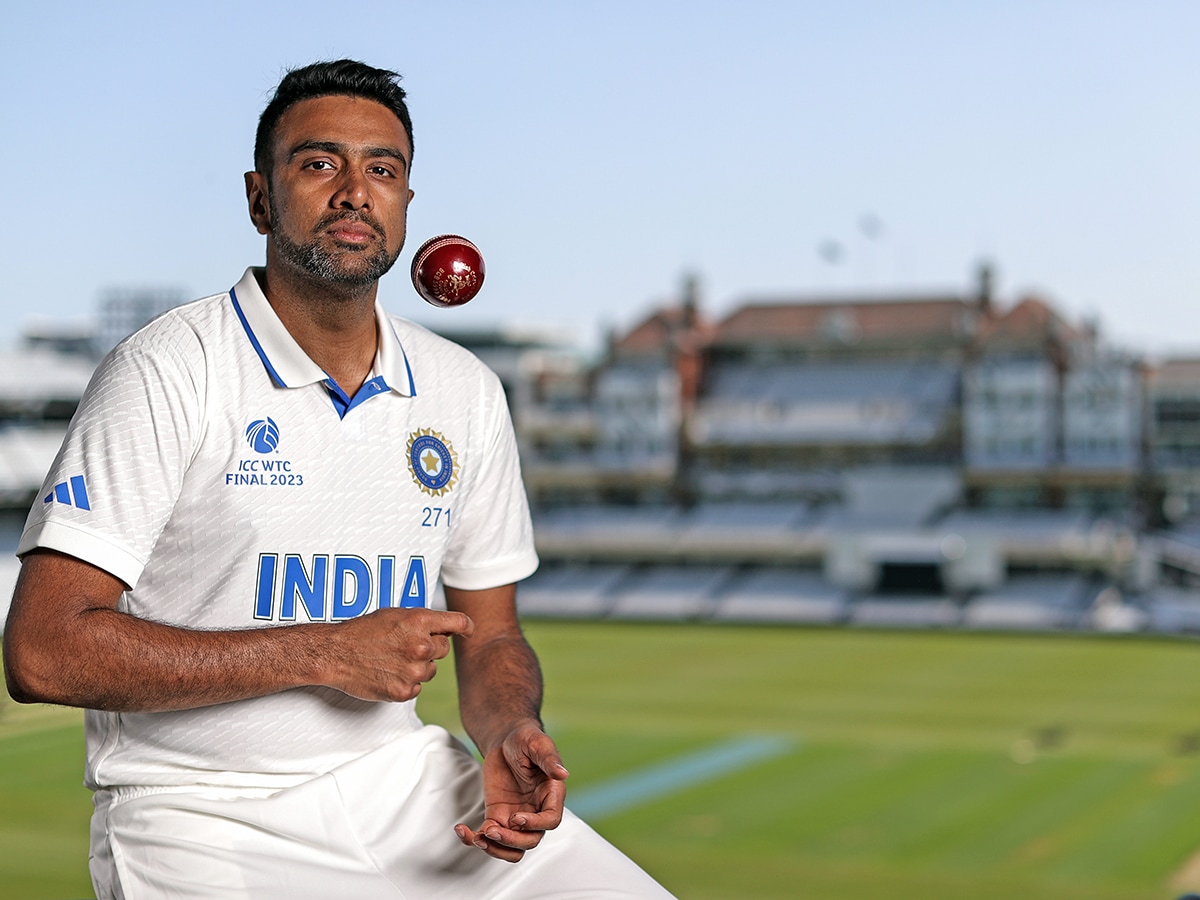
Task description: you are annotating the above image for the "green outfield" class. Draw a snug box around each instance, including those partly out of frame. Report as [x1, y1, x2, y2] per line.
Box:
[4, 623, 1200, 899]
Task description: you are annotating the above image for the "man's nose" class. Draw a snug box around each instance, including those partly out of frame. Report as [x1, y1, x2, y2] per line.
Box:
[333, 168, 370, 209]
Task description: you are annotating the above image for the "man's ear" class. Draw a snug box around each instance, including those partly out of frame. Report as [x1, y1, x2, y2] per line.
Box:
[245, 171, 271, 236]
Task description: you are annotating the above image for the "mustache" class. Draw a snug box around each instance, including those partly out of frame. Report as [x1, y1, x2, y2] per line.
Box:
[316, 210, 386, 240]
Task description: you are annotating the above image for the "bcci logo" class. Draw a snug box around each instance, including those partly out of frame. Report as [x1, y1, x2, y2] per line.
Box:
[246, 417, 280, 454]
[407, 428, 458, 497]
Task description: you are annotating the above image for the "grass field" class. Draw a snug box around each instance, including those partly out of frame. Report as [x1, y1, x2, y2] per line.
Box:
[5, 623, 1200, 899]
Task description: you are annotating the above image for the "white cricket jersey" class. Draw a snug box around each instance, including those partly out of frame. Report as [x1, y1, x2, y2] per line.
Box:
[17, 268, 539, 791]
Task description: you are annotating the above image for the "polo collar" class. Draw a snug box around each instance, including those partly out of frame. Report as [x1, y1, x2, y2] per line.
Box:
[229, 267, 416, 398]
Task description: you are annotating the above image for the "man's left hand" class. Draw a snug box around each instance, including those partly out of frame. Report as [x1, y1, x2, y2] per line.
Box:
[454, 722, 569, 863]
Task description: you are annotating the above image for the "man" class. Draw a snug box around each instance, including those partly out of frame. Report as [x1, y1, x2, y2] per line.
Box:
[3, 60, 672, 899]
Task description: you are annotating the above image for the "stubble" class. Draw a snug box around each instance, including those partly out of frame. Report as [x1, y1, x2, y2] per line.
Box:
[269, 194, 403, 288]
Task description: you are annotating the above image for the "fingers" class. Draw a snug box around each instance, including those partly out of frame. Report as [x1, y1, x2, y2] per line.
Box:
[430, 609, 474, 638]
[380, 608, 474, 663]
[327, 608, 473, 701]
[454, 820, 546, 863]
[528, 745, 570, 783]
[514, 728, 570, 783]
[458, 727, 571, 862]
[371, 607, 474, 641]
[508, 790, 565, 833]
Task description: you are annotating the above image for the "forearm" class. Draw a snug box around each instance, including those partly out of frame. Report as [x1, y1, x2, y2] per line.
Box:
[455, 632, 546, 756]
[5, 604, 334, 712]
[444, 585, 567, 861]
[5, 551, 474, 712]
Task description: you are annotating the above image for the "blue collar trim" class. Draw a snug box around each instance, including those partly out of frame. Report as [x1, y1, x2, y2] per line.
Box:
[231, 287, 289, 388]
[385, 317, 418, 397]
[232, 274, 411, 416]
[325, 374, 390, 419]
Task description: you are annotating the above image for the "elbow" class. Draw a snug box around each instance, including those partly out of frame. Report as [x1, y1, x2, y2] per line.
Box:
[5, 666, 62, 706]
[3, 630, 64, 705]
[4, 672, 40, 705]
[3, 661, 39, 706]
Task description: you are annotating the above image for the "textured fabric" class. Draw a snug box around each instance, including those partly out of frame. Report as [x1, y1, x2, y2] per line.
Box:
[18, 268, 539, 790]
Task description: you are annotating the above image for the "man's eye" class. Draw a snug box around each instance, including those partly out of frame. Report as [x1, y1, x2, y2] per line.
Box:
[305, 160, 334, 171]
[368, 165, 395, 177]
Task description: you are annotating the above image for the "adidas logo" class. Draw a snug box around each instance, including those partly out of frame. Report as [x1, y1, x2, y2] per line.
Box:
[44, 475, 91, 510]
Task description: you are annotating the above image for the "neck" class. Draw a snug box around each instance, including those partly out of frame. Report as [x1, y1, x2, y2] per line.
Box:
[258, 260, 380, 396]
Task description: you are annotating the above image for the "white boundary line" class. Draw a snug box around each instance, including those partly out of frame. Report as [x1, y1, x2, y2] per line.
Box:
[568, 735, 795, 821]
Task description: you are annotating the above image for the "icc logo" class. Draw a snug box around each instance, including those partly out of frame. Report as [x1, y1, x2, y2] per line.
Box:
[246, 417, 280, 454]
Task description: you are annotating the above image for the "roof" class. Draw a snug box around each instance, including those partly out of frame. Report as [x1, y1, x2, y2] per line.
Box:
[710, 294, 978, 349]
[611, 305, 715, 357]
[1149, 357, 1200, 389]
[609, 286, 1085, 363]
[975, 295, 1081, 350]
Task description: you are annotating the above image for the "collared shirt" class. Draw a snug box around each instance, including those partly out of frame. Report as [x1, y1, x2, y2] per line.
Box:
[18, 267, 538, 789]
[229, 267, 416, 416]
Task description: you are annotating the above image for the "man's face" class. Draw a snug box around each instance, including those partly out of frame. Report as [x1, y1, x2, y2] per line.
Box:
[248, 95, 414, 288]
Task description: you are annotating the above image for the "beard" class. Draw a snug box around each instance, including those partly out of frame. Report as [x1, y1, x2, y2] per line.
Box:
[269, 196, 403, 287]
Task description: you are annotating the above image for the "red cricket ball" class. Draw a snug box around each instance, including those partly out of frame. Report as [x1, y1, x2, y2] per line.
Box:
[410, 234, 486, 308]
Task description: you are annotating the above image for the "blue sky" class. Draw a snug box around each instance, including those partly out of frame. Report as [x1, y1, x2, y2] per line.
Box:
[4, 1, 1197, 357]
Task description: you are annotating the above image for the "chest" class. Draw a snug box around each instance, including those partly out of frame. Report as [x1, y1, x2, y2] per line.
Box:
[201, 383, 471, 509]
[144, 383, 478, 621]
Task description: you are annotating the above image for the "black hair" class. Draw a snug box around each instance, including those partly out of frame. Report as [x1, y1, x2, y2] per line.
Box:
[254, 59, 414, 175]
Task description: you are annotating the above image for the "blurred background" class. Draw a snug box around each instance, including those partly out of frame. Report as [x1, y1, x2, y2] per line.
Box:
[1, 0, 1199, 630]
[3, 2, 1200, 898]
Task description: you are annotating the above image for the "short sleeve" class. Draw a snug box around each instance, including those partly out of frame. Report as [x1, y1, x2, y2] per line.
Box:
[17, 322, 206, 588]
[437, 370, 538, 590]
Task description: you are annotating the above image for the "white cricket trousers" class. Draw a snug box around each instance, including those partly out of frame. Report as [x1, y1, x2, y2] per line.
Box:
[89, 725, 674, 899]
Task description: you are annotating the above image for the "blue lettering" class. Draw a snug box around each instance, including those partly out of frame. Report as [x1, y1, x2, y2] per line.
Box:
[378, 556, 396, 608]
[332, 556, 371, 620]
[281, 555, 327, 621]
[400, 556, 427, 608]
[252, 554, 424, 620]
[254, 554, 278, 619]
[228, 473, 267, 485]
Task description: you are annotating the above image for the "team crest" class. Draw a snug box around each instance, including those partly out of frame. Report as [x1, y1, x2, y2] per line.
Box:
[407, 429, 459, 497]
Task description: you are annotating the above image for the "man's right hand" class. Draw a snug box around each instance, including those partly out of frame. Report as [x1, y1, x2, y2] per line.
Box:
[324, 607, 475, 702]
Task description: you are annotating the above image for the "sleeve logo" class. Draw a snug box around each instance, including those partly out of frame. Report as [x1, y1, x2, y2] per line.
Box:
[44, 474, 91, 510]
[406, 429, 458, 497]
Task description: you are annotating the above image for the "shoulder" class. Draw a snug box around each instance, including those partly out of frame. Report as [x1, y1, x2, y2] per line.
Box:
[98, 293, 235, 376]
[83, 292, 241, 412]
[112, 293, 232, 359]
